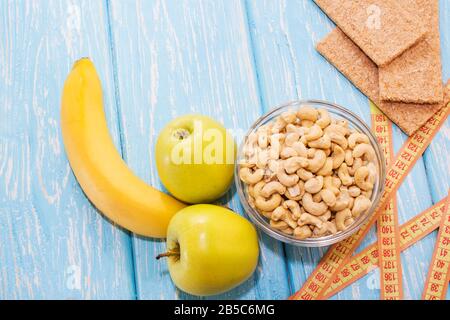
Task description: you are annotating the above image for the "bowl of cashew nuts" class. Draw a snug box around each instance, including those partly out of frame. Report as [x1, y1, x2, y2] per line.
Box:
[236, 100, 386, 247]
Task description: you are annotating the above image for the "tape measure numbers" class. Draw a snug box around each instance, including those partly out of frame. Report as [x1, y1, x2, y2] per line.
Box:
[291, 102, 450, 300]
[371, 103, 403, 300]
[423, 191, 450, 300]
[323, 197, 447, 299]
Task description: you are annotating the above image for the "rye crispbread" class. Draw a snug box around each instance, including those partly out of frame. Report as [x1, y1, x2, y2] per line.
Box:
[379, 0, 444, 104]
[316, 29, 449, 135]
[314, 0, 427, 66]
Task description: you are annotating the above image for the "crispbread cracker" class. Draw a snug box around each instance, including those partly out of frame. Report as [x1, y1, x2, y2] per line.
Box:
[314, 0, 427, 66]
[316, 29, 449, 135]
[379, 0, 443, 104]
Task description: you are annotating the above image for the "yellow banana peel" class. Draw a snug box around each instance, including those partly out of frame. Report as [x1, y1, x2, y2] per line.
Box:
[61, 58, 186, 238]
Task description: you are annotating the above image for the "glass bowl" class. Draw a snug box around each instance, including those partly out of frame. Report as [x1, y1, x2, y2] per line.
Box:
[235, 100, 386, 247]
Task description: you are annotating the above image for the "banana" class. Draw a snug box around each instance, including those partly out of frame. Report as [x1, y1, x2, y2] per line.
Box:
[61, 58, 186, 238]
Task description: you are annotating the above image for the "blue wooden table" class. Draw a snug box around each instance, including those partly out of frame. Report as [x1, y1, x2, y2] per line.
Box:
[1, 0, 449, 300]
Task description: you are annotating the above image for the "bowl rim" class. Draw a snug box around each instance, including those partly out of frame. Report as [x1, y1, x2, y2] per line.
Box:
[235, 99, 386, 247]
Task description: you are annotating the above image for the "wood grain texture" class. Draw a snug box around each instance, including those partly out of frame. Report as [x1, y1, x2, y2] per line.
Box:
[1, 0, 448, 300]
[107, 0, 289, 300]
[0, 0, 135, 299]
[422, 0, 450, 300]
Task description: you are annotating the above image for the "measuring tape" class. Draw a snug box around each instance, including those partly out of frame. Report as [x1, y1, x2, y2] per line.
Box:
[422, 190, 450, 300]
[323, 197, 448, 299]
[371, 103, 403, 300]
[291, 101, 450, 300]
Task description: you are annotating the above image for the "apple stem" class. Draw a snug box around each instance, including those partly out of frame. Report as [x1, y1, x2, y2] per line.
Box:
[173, 128, 190, 140]
[156, 251, 180, 260]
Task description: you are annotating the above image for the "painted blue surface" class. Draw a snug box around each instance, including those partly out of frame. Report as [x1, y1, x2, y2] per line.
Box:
[0, 0, 449, 300]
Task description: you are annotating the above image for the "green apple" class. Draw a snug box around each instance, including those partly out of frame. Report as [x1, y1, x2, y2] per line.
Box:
[155, 114, 236, 204]
[157, 205, 259, 297]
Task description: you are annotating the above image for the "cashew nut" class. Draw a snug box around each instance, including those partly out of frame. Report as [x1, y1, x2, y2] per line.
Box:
[323, 176, 340, 196]
[305, 125, 323, 142]
[280, 147, 298, 159]
[255, 194, 282, 212]
[255, 149, 269, 169]
[328, 132, 348, 150]
[345, 218, 355, 227]
[272, 206, 288, 221]
[258, 130, 269, 149]
[336, 208, 352, 231]
[281, 111, 297, 124]
[297, 168, 314, 181]
[317, 157, 333, 176]
[338, 163, 353, 186]
[304, 176, 324, 194]
[261, 181, 287, 198]
[285, 181, 305, 201]
[277, 167, 300, 187]
[286, 124, 306, 136]
[291, 141, 308, 158]
[267, 159, 280, 174]
[333, 177, 342, 189]
[307, 150, 327, 173]
[319, 210, 332, 222]
[313, 221, 337, 237]
[302, 193, 328, 216]
[244, 132, 258, 158]
[348, 197, 355, 210]
[354, 166, 374, 191]
[332, 145, 345, 169]
[271, 118, 287, 134]
[297, 106, 318, 122]
[320, 189, 337, 207]
[325, 124, 349, 137]
[307, 148, 317, 158]
[352, 196, 372, 218]
[285, 132, 300, 147]
[270, 219, 289, 230]
[284, 157, 308, 174]
[345, 149, 354, 166]
[348, 186, 362, 198]
[312, 192, 322, 203]
[308, 134, 331, 149]
[294, 226, 313, 240]
[240, 167, 265, 184]
[300, 135, 308, 145]
[348, 157, 363, 176]
[248, 181, 265, 198]
[330, 191, 351, 212]
[301, 120, 315, 128]
[348, 133, 369, 149]
[272, 206, 298, 229]
[268, 133, 284, 160]
[283, 200, 302, 220]
[298, 212, 323, 228]
[316, 109, 331, 129]
[353, 143, 376, 162]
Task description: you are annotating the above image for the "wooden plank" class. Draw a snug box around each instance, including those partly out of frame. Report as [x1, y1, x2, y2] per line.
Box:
[107, 0, 290, 299]
[0, 0, 135, 299]
[422, 0, 450, 300]
[246, 0, 440, 300]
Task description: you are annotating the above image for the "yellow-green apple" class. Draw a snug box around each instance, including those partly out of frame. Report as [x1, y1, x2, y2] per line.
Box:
[155, 115, 236, 204]
[157, 205, 259, 296]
